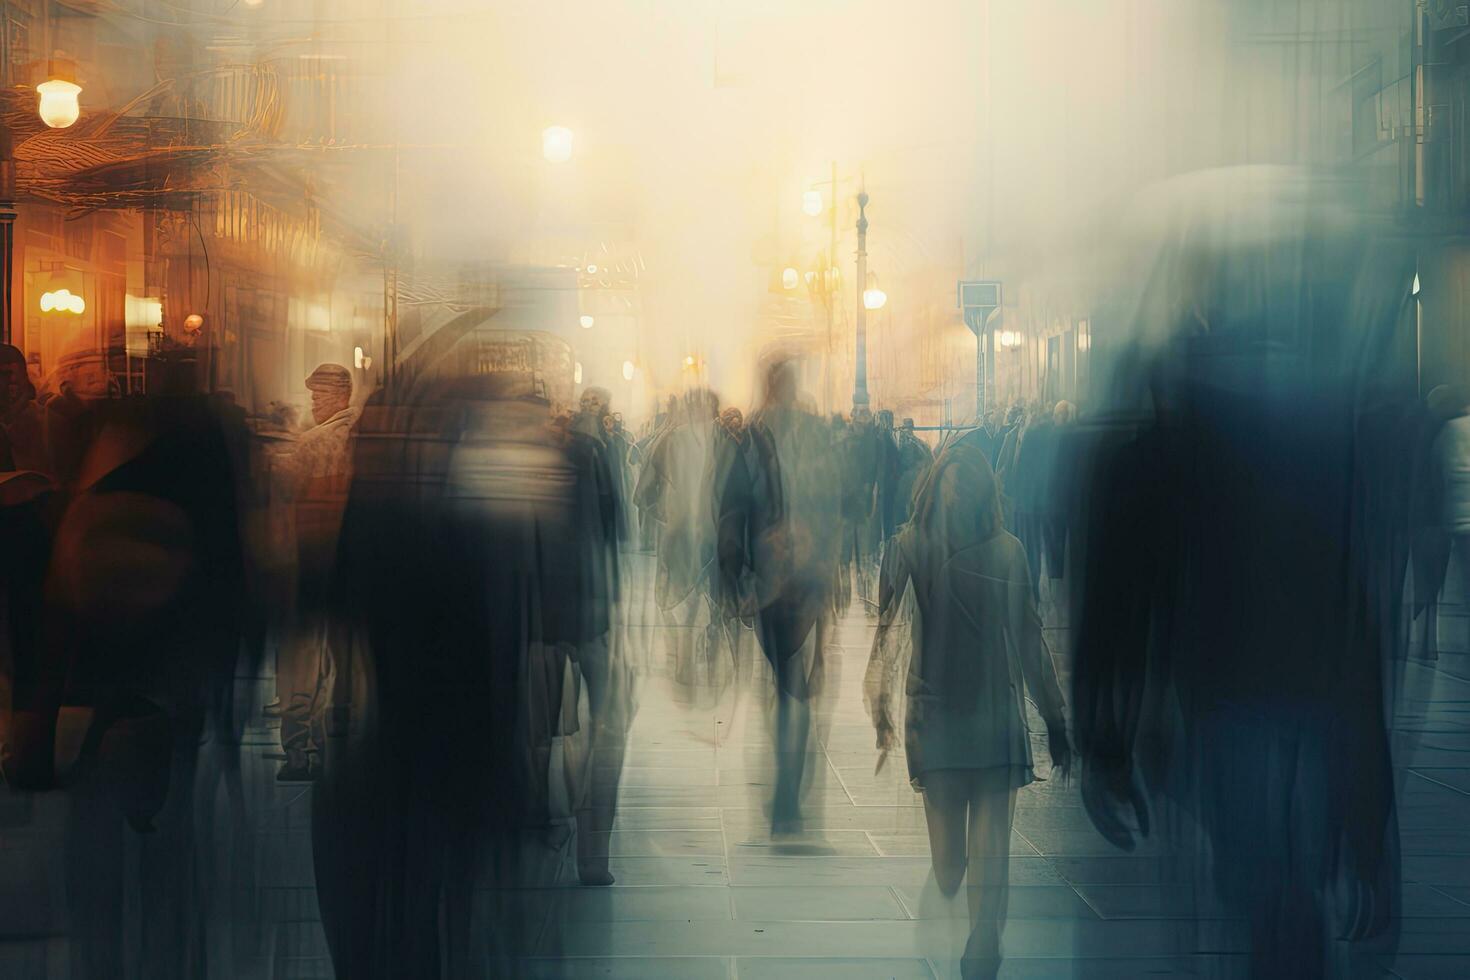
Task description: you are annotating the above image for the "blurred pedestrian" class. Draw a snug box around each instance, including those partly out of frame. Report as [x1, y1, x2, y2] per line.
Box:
[866, 438, 1068, 979]
[717, 358, 843, 837]
[273, 363, 357, 781]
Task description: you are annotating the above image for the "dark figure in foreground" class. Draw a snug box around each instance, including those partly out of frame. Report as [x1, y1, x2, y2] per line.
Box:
[314, 350, 620, 976]
[1070, 170, 1407, 979]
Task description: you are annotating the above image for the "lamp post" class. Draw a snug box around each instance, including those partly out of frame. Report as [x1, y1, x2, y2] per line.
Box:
[853, 186, 870, 409]
[805, 162, 852, 413]
[0, 128, 13, 346]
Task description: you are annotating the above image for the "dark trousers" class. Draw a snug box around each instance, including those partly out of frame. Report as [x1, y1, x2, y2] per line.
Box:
[758, 599, 820, 833]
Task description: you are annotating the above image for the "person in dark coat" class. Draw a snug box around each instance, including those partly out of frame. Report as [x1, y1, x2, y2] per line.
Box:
[1004, 405, 1058, 593]
[992, 403, 1024, 475]
[1070, 174, 1407, 980]
[717, 358, 843, 836]
[873, 409, 903, 546]
[42, 393, 249, 977]
[894, 418, 934, 526]
[313, 360, 612, 976]
[840, 405, 883, 608]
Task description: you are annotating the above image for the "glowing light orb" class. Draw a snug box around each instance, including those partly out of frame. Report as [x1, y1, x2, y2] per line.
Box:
[37, 78, 81, 129]
[542, 126, 574, 163]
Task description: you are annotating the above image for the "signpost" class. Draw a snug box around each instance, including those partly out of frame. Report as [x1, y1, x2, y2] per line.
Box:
[958, 280, 1002, 419]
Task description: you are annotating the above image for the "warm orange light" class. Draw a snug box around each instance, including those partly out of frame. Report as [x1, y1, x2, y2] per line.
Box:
[40, 288, 84, 314]
[37, 77, 81, 129]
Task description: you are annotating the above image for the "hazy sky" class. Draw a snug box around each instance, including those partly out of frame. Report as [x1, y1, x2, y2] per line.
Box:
[272, 0, 1361, 407]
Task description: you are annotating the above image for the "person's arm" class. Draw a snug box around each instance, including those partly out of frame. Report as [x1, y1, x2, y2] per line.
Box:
[1010, 545, 1067, 741]
[1070, 433, 1158, 846]
[715, 437, 754, 616]
[865, 532, 912, 750]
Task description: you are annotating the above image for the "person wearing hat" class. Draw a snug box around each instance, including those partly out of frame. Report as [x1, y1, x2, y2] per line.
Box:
[274, 363, 357, 781]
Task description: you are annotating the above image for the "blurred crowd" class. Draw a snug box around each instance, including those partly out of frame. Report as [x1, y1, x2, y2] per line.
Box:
[0, 187, 1458, 978]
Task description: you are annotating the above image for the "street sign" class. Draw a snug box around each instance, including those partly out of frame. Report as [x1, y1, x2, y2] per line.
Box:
[958, 280, 1003, 419]
[958, 280, 1002, 337]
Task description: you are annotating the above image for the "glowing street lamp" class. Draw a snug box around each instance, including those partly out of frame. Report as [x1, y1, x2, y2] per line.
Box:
[579, 314, 595, 329]
[40, 288, 84, 314]
[542, 126, 574, 163]
[621, 360, 635, 381]
[782, 267, 799, 290]
[862, 286, 887, 311]
[802, 190, 823, 217]
[36, 58, 81, 129]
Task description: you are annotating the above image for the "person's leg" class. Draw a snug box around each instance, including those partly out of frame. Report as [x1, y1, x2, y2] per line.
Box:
[771, 660, 812, 834]
[962, 773, 1016, 980]
[1044, 519, 1066, 581]
[767, 609, 815, 835]
[1018, 514, 1043, 595]
[576, 634, 628, 885]
[278, 617, 325, 779]
[920, 770, 972, 897]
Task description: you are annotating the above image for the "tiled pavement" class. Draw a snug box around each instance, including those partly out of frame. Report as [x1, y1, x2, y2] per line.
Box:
[4, 557, 1470, 978]
[515, 563, 1470, 979]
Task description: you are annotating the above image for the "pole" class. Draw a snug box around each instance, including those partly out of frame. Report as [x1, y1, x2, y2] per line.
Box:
[853, 185, 869, 409]
[976, 320, 985, 420]
[826, 160, 836, 414]
[0, 128, 14, 347]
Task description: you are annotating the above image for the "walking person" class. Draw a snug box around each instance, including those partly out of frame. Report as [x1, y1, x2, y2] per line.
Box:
[718, 358, 843, 837]
[865, 439, 1069, 979]
[273, 363, 358, 781]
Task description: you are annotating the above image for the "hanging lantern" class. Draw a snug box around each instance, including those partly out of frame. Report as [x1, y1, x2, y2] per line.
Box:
[36, 57, 81, 129]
